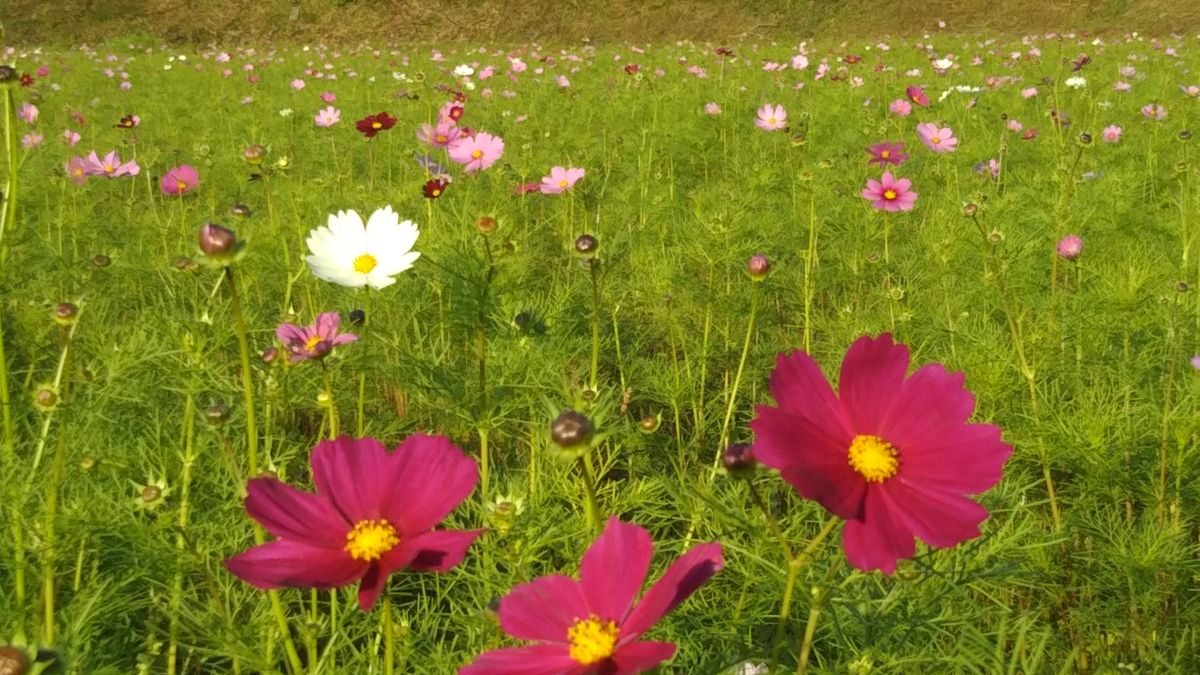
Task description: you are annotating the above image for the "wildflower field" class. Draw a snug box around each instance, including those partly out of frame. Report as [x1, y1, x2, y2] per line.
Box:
[0, 30, 1199, 675]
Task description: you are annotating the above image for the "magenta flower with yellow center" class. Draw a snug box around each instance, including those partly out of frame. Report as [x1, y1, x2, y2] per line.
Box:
[276, 312, 358, 363]
[459, 518, 723, 674]
[160, 165, 199, 196]
[750, 334, 1012, 574]
[861, 172, 917, 212]
[916, 122, 958, 153]
[225, 435, 482, 612]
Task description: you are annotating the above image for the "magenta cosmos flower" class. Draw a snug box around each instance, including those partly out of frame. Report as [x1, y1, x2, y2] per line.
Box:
[417, 119, 461, 149]
[905, 85, 930, 106]
[540, 166, 585, 194]
[862, 172, 917, 212]
[755, 103, 787, 131]
[459, 518, 723, 674]
[161, 165, 199, 196]
[448, 132, 504, 173]
[276, 311, 359, 363]
[225, 435, 482, 612]
[916, 122, 958, 153]
[866, 141, 909, 167]
[750, 334, 1012, 574]
[1056, 234, 1083, 259]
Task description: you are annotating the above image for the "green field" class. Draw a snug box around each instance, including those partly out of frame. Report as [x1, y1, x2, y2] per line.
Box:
[0, 31, 1198, 674]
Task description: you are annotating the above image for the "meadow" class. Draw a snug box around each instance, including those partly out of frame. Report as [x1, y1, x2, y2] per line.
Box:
[0, 30, 1198, 674]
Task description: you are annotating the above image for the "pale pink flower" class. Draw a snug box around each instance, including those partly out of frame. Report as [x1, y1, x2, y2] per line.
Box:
[320, 91, 337, 103]
[215, 52, 231, 63]
[539, 166, 585, 194]
[755, 103, 787, 131]
[1142, 103, 1167, 120]
[447, 132, 504, 173]
[1114, 81, 1131, 91]
[791, 54, 809, 70]
[509, 58, 527, 73]
[1102, 125, 1122, 143]
[889, 99, 912, 117]
[555, 75, 570, 88]
[18, 103, 37, 124]
[65, 156, 88, 185]
[417, 119, 461, 148]
[119, 81, 132, 90]
[1007, 119, 1024, 132]
[1020, 87, 1038, 99]
[1182, 85, 1200, 98]
[704, 102, 722, 115]
[62, 129, 81, 147]
[84, 150, 140, 178]
[916, 122, 959, 153]
[314, 106, 341, 127]
[21, 133, 43, 149]
[1056, 235, 1083, 259]
[291, 78, 305, 90]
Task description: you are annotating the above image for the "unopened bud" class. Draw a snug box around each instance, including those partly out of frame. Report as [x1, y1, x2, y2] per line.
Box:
[231, 203, 252, 218]
[53, 302, 79, 326]
[550, 410, 593, 453]
[243, 144, 268, 165]
[722, 443, 757, 475]
[199, 223, 239, 263]
[574, 234, 598, 257]
[477, 216, 498, 234]
[203, 404, 230, 426]
[91, 254, 112, 268]
[746, 253, 770, 281]
[963, 202, 979, 217]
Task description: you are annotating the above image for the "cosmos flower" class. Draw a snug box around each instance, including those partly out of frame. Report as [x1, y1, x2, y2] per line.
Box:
[750, 334, 1012, 573]
[116, 114, 140, 129]
[539, 166, 585, 194]
[83, 150, 140, 178]
[861, 172, 918, 212]
[916, 122, 958, 153]
[356, 111, 397, 138]
[905, 85, 930, 106]
[1141, 103, 1167, 120]
[459, 518, 723, 675]
[423, 178, 449, 199]
[1020, 87, 1038, 99]
[161, 165, 199, 195]
[305, 206, 421, 290]
[276, 312, 358, 363]
[1056, 235, 1083, 259]
[866, 142, 909, 167]
[62, 129, 81, 147]
[448, 132, 504, 173]
[290, 78, 305, 90]
[1102, 125, 1122, 143]
[314, 106, 341, 127]
[754, 103, 787, 131]
[704, 102, 722, 115]
[417, 120, 461, 148]
[65, 156, 89, 185]
[1064, 76, 1087, 89]
[18, 103, 37, 124]
[20, 133, 43, 149]
[889, 99, 912, 117]
[225, 435, 481, 612]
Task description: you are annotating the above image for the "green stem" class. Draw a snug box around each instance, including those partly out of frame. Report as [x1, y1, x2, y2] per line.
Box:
[769, 517, 839, 668]
[479, 425, 490, 506]
[1, 86, 18, 249]
[579, 453, 602, 532]
[41, 430, 67, 647]
[714, 286, 760, 467]
[168, 387, 198, 675]
[802, 196, 817, 354]
[589, 259, 602, 390]
[382, 592, 395, 675]
[796, 558, 842, 674]
[746, 480, 794, 563]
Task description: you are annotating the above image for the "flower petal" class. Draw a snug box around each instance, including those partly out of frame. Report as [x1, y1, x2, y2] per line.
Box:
[612, 640, 677, 672]
[881, 363, 975, 446]
[580, 518, 653, 623]
[881, 480, 988, 548]
[244, 477, 347, 546]
[499, 574, 589, 643]
[841, 487, 914, 574]
[225, 539, 365, 590]
[457, 645, 581, 675]
[381, 434, 478, 534]
[310, 436, 392, 522]
[898, 422, 1011, 493]
[751, 405, 865, 520]
[619, 542, 722, 640]
[838, 334, 910, 435]
[400, 528, 483, 572]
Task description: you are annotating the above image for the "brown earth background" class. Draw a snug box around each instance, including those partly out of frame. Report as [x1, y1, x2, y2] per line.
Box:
[4, 0, 1200, 45]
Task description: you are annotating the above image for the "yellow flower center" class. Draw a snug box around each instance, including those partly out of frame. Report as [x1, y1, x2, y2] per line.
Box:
[768, 117, 776, 124]
[436, 134, 447, 143]
[176, 180, 188, 192]
[372, 121, 382, 129]
[930, 136, 941, 144]
[471, 149, 483, 160]
[353, 254, 377, 274]
[883, 189, 897, 200]
[567, 616, 619, 665]
[344, 519, 400, 561]
[881, 150, 890, 158]
[847, 434, 899, 482]
[559, 179, 569, 188]
[431, 188, 441, 197]
[304, 335, 324, 352]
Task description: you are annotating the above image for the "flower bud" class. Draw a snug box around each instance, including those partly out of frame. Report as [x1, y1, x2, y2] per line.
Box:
[1179, 130, 1193, 142]
[198, 223, 239, 264]
[477, 215, 498, 234]
[231, 203, 252, 218]
[550, 410, 593, 453]
[1077, 132, 1092, 145]
[91, 254, 112, 268]
[262, 346, 279, 363]
[53, 302, 79, 326]
[243, 144, 268, 165]
[0, 645, 28, 675]
[637, 413, 662, 434]
[1176, 281, 1190, 293]
[574, 234, 598, 257]
[33, 386, 59, 413]
[722, 443, 757, 475]
[349, 309, 366, 326]
[746, 253, 770, 281]
[203, 404, 230, 426]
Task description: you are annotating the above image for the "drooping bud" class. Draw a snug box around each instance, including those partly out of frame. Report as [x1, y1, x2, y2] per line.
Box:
[0, 645, 28, 675]
[53, 302, 79, 326]
[349, 309, 366, 326]
[550, 410, 593, 456]
[722, 443, 757, 476]
[746, 253, 770, 281]
[963, 202, 979, 217]
[243, 144, 268, 165]
[574, 234, 598, 257]
[638, 413, 662, 435]
[198, 223, 241, 265]
[231, 203, 252, 218]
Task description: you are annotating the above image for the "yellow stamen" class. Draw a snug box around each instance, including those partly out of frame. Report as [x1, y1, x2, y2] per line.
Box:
[344, 519, 400, 561]
[559, 179, 569, 188]
[435, 134, 447, 143]
[847, 434, 899, 482]
[372, 121, 382, 129]
[304, 335, 324, 353]
[881, 150, 890, 158]
[883, 189, 898, 200]
[471, 149, 483, 160]
[176, 180, 188, 192]
[930, 136, 941, 144]
[353, 254, 377, 274]
[768, 117, 776, 125]
[567, 616, 619, 665]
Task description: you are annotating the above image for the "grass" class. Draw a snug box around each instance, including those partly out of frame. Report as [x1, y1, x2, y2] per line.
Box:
[0, 31, 1199, 674]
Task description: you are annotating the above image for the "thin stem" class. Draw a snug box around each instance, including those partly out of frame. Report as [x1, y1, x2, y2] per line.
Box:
[802, 195, 817, 354]
[746, 480, 794, 562]
[714, 286, 760, 467]
[479, 426, 490, 505]
[382, 592, 395, 675]
[579, 452, 602, 532]
[769, 516, 839, 668]
[167, 386, 198, 675]
[589, 260, 601, 390]
[796, 557, 842, 674]
[41, 430, 67, 646]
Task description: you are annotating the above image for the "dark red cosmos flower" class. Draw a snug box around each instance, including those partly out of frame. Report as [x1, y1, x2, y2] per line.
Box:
[906, 85, 930, 106]
[19, 73, 34, 87]
[116, 114, 140, 129]
[423, 178, 448, 199]
[624, 64, 640, 75]
[1021, 128, 1039, 141]
[446, 105, 465, 122]
[715, 47, 734, 57]
[356, 112, 397, 138]
[845, 54, 862, 64]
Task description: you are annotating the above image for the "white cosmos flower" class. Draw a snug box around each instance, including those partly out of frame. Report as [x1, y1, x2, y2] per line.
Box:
[305, 206, 420, 289]
[453, 64, 475, 77]
[1065, 76, 1087, 89]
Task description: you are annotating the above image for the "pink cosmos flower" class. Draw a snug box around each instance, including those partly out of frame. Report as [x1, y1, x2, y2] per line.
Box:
[276, 312, 359, 363]
[1006, 119, 1023, 132]
[119, 81, 132, 91]
[1102, 125, 1122, 143]
[1056, 235, 1083, 259]
[448, 132, 504, 173]
[1182, 85, 1200, 98]
[916, 122, 959, 153]
[84, 150, 140, 178]
[65, 156, 89, 185]
[1114, 81, 1132, 92]
[889, 99, 912, 117]
[510, 58, 527, 73]
[320, 91, 337, 103]
[866, 142, 909, 167]
[438, 101, 465, 125]
[905, 85, 930, 106]
[62, 129, 81, 147]
[1141, 103, 1167, 120]
[314, 106, 341, 128]
[417, 120, 461, 148]
[1020, 87, 1038, 99]
[459, 518, 723, 674]
[862, 172, 918, 212]
[225, 435, 482, 612]
[160, 165, 199, 196]
[21, 133, 43, 149]
[751, 334, 1012, 574]
[704, 102, 722, 116]
[755, 103, 787, 131]
[539, 166, 585, 194]
[556, 75, 571, 88]
[18, 103, 37, 124]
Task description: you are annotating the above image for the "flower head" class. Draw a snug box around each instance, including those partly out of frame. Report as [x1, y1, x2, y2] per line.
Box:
[905, 85, 930, 106]
[65, 156, 88, 185]
[306, 206, 421, 290]
[314, 106, 341, 127]
[916, 122, 958, 153]
[755, 103, 787, 131]
[866, 141, 909, 167]
[161, 165, 199, 196]
[356, 111, 397, 138]
[84, 150, 140, 178]
[750, 334, 1012, 573]
[459, 518, 723, 674]
[417, 119, 461, 148]
[62, 129, 81, 146]
[1056, 235, 1083, 259]
[116, 114, 140, 129]
[1141, 103, 1167, 120]
[1102, 125, 1122, 143]
[18, 103, 37, 124]
[861, 172, 918, 212]
[423, 178, 449, 199]
[889, 99, 912, 117]
[539, 166, 585, 194]
[225, 435, 482, 612]
[704, 102, 722, 116]
[448, 132, 504, 173]
[20, 133, 42, 149]
[276, 312, 359, 363]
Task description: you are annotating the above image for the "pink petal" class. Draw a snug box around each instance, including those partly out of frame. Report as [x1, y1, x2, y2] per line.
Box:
[898, 423, 1011, 492]
[310, 436, 392, 522]
[499, 574, 590, 643]
[225, 539, 365, 590]
[880, 363, 974, 446]
[315, 312, 340, 340]
[275, 323, 307, 345]
[244, 477, 348, 546]
[381, 434, 478, 534]
[881, 480, 988, 548]
[837, 334, 910, 435]
[619, 542, 723, 640]
[457, 645, 581, 675]
[841, 488, 914, 574]
[580, 518, 653, 623]
[401, 528, 483, 572]
[751, 406, 865, 519]
[612, 641, 677, 672]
